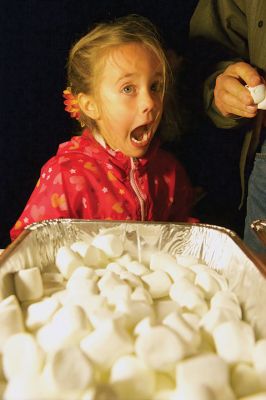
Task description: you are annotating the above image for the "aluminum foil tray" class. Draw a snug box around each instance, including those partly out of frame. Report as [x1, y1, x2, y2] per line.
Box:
[0, 219, 266, 338]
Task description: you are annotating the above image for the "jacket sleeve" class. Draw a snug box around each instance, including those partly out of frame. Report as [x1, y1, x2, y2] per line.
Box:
[189, 0, 249, 129]
[10, 157, 93, 241]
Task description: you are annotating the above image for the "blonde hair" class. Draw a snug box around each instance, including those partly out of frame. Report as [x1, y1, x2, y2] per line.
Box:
[67, 14, 172, 133]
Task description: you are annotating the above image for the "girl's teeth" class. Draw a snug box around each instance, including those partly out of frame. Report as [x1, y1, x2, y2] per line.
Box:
[132, 132, 148, 143]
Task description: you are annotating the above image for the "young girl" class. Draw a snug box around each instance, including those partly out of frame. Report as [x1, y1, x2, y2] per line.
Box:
[10, 14, 194, 240]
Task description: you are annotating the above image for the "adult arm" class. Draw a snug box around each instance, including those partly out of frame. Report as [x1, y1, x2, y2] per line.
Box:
[189, 0, 262, 128]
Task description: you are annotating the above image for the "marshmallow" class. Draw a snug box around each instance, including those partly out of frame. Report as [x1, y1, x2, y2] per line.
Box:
[176, 353, 229, 397]
[43, 345, 94, 392]
[135, 325, 187, 372]
[124, 260, 149, 276]
[154, 300, 180, 322]
[231, 363, 262, 397]
[91, 234, 123, 258]
[55, 246, 83, 279]
[66, 275, 98, 296]
[97, 271, 125, 297]
[0, 295, 24, 352]
[163, 311, 201, 353]
[246, 84, 266, 108]
[213, 320, 255, 364]
[3, 374, 46, 400]
[150, 251, 195, 282]
[238, 394, 266, 400]
[82, 384, 119, 400]
[200, 306, 239, 334]
[2, 333, 44, 380]
[110, 355, 156, 400]
[115, 298, 155, 330]
[195, 270, 221, 299]
[106, 262, 126, 275]
[133, 316, 155, 336]
[14, 267, 43, 302]
[175, 383, 215, 400]
[131, 286, 153, 305]
[80, 319, 133, 369]
[37, 305, 90, 352]
[211, 290, 242, 319]
[25, 296, 60, 330]
[169, 278, 208, 316]
[253, 339, 266, 389]
[142, 270, 172, 299]
[175, 254, 200, 267]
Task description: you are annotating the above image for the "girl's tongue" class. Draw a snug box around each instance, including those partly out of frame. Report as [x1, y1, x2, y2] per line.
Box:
[130, 125, 149, 143]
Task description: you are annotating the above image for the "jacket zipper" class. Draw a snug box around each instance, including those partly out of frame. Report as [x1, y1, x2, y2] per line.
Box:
[129, 157, 146, 220]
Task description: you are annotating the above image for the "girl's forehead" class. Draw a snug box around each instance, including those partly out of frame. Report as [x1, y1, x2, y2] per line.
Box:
[102, 42, 163, 74]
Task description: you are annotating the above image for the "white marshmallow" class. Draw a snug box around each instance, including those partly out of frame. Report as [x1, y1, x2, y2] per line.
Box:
[106, 262, 126, 275]
[231, 363, 262, 397]
[163, 311, 201, 353]
[55, 246, 83, 279]
[175, 254, 200, 267]
[3, 374, 46, 400]
[150, 251, 194, 282]
[14, 267, 43, 302]
[238, 394, 266, 400]
[119, 270, 144, 289]
[246, 84, 266, 104]
[131, 286, 153, 305]
[142, 270, 172, 299]
[69, 266, 97, 281]
[211, 290, 242, 319]
[0, 295, 24, 352]
[135, 325, 187, 372]
[71, 240, 109, 268]
[43, 345, 94, 391]
[82, 384, 119, 400]
[37, 305, 90, 352]
[253, 339, 266, 389]
[80, 319, 133, 369]
[110, 355, 156, 400]
[25, 296, 60, 330]
[176, 353, 229, 396]
[200, 306, 239, 334]
[97, 271, 125, 297]
[195, 270, 221, 299]
[169, 278, 208, 316]
[66, 275, 98, 296]
[154, 300, 180, 322]
[133, 316, 155, 336]
[175, 383, 215, 400]
[213, 320, 255, 364]
[2, 333, 44, 380]
[125, 260, 149, 276]
[116, 299, 155, 330]
[91, 234, 123, 258]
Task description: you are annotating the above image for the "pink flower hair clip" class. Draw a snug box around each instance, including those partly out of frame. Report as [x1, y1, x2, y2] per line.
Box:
[63, 87, 81, 120]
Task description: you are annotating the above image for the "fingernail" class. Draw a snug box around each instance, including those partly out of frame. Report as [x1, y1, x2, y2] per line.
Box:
[246, 105, 257, 111]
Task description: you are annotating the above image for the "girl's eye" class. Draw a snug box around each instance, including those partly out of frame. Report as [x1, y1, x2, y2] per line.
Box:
[122, 85, 134, 94]
[151, 81, 163, 92]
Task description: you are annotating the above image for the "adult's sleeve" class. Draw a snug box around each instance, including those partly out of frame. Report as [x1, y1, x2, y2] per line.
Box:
[189, 0, 249, 129]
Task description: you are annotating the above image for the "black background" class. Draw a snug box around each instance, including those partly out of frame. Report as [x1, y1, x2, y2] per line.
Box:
[1, 0, 245, 248]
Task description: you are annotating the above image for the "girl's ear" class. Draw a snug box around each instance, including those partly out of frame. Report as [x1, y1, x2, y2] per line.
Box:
[78, 93, 100, 120]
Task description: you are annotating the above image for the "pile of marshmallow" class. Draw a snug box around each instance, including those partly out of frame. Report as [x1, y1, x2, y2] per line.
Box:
[0, 232, 266, 400]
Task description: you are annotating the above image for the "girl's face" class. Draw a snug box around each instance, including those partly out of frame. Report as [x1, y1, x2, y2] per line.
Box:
[91, 42, 164, 158]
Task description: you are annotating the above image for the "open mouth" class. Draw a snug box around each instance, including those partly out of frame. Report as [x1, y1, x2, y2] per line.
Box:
[130, 124, 152, 145]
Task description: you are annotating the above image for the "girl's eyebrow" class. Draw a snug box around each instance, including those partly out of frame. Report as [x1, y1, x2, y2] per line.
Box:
[116, 71, 163, 85]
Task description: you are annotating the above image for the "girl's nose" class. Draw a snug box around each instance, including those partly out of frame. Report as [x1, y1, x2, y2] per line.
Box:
[140, 90, 155, 113]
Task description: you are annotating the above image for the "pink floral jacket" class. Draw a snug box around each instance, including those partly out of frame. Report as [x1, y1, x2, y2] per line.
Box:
[10, 129, 194, 240]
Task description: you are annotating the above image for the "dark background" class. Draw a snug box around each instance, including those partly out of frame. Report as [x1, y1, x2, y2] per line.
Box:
[1, 0, 245, 248]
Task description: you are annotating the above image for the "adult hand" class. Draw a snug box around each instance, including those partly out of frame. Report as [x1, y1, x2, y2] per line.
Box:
[214, 61, 263, 118]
